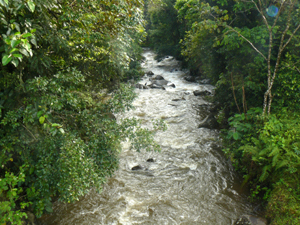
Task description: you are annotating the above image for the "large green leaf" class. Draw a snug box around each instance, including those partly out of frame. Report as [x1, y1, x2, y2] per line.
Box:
[2, 55, 12, 66]
[233, 132, 240, 140]
[11, 40, 21, 48]
[27, 1, 35, 12]
[19, 48, 29, 57]
[22, 33, 32, 38]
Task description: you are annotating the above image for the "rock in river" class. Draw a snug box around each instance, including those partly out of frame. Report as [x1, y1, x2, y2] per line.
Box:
[193, 90, 211, 96]
[234, 215, 267, 225]
[131, 165, 143, 170]
[145, 71, 154, 76]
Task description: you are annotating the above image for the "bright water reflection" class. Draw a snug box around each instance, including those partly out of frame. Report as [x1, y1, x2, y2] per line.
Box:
[38, 49, 253, 225]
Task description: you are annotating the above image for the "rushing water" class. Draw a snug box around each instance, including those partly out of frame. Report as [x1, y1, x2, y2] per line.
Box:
[38, 50, 253, 225]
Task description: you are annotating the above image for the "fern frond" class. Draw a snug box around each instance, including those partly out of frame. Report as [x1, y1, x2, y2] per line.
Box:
[276, 160, 289, 170]
[259, 147, 271, 156]
[268, 146, 280, 157]
[240, 144, 258, 155]
[272, 152, 281, 168]
[259, 165, 271, 182]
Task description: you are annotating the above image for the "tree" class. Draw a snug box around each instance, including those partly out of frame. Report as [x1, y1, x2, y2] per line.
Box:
[176, 0, 300, 115]
[0, 0, 162, 223]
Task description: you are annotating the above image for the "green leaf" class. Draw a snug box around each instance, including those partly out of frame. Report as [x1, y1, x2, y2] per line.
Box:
[2, 55, 12, 66]
[27, 1, 35, 12]
[4, 38, 11, 45]
[10, 48, 19, 53]
[52, 123, 62, 127]
[19, 48, 29, 57]
[4, 0, 8, 4]
[14, 22, 20, 32]
[59, 128, 65, 134]
[29, 167, 34, 175]
[233, 132, 240, 140]
[25, 42, 31, 51]
[13, 54, 23, 58]
[22, 33, 32, 38]
[37, 110, 43, 118]
[30, 38, 37, 47]
[11, 39, 21, 48]
[45, 205, 53, 213]
[39, 116, 45, 124]
[11, 58, 19, 67]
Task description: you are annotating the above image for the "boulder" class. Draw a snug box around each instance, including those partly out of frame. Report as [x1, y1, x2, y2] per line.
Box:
[131, 165, 143, 170]
[168, 83, 176, 88]
[145, 71, 154, 76]
[198, 114, 219, 129]
[135, 83, 149, 89]
[199, 79, 211, 84]
[170, 68, 179, 72]
[148, 83, 166, 90]
[234, 215, 267, 225]
[172, 98, 186, 101]
[152, 75, 165, 80]
[193, 90, 211, 96]
[151, 79, 169, 86]
[184, 75, 196, 82]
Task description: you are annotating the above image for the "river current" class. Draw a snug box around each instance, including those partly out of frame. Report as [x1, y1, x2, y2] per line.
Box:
[38, 49, 253, 225]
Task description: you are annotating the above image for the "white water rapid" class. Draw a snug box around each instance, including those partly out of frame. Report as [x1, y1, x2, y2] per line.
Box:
[38, 49, 253, 225]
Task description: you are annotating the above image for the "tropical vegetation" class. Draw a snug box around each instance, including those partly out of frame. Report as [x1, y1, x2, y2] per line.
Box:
[0, 0, 164, 224]
[145, 0, 300, 224]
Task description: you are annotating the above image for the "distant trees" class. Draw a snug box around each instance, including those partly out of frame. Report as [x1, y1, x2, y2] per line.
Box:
[144, 0, 183, 58]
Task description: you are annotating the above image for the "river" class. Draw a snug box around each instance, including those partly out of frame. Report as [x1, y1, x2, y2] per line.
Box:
[38, 49, 253, 225]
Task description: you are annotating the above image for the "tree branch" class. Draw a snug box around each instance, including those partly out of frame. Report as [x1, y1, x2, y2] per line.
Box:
[22, 124, 38, 141]
[226, 26, 267, 61]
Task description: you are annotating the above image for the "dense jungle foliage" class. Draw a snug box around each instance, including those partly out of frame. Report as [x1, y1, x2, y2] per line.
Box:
[145, 0, 300, 224]
[0, 0, 165, 224]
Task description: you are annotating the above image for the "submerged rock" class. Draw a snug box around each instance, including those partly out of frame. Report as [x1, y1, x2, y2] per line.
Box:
[145, 71, 154, 76]
[172, 98, 186, 101]
[170, 68, 179, 72]
[135, 83, 149, 89]
[152, 75, 165, 80]
[199, 79, 211, 84]
[234, 215, 267, 225]
[148, 83, 166, 90]
[131, 165, 143, 170]
[184, 75, 196, 82]
[151, 79, 169, 86]
[193, 90, 211, 96]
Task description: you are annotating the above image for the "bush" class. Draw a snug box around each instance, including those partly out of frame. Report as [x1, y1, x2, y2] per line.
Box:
[266, 177, 300, 225]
